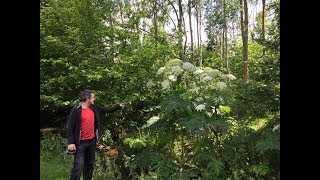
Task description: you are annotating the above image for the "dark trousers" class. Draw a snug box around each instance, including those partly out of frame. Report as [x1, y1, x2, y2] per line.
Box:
[70, 137, 96, 180]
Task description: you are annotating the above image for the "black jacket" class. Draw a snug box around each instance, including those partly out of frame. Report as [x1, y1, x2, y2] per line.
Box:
[67, 102, 121, 145]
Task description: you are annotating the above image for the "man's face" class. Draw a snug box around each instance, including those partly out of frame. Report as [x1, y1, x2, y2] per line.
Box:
[88, 93, 95, 105]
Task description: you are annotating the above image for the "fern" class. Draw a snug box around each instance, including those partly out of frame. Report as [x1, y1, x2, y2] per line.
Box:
[206, 116, 231, 135]
[153, 153, 179, 178]
[249, 164, 269, 177]
[206, 158, 224, 177]
[160, 96, 192, 112]
[130, 151, 159, 172]
[255, 132, 280, 154]
[194, 153, 224, 177]
[169, 169, 199, 180]
[178, 114, 206, 137]
[129, 151, 179, 179]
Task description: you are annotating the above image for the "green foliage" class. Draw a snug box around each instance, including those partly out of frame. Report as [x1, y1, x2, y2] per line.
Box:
[129, 151, 159, 173]
[138, 172, 158, 180]
[255, 132, 280, 154]
[101, 129, 115, 146]
[41, 0, 280, 179]
[93, 153, 117, 180]
[39, 132, 72, 178]
[170, 169, 199, 180]
[231, 80, 279, 119]
[40, 132, 67, 159]
[127, 151, 179, 179]
[219, 105, 231, 114]
[150, 153, 179, 179]
[194, 153, 224, 178]
[249, 164, 269, 177]
[165, 59, 183, 67]
[124, 136, 147, 149]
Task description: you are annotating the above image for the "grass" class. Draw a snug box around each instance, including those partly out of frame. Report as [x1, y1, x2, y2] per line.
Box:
[40, 131, 117, 180]
[40, 148, 74, 180]
[40, 149, 116, 180]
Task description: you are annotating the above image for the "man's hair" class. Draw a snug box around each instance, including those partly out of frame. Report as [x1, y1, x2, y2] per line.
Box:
[80, 89, 95, 102]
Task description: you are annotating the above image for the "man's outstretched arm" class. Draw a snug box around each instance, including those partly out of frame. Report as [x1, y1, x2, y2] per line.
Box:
[98, 102, 125, 114]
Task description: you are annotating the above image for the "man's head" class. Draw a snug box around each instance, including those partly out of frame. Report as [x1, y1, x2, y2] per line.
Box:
[80, 89, 95, 105]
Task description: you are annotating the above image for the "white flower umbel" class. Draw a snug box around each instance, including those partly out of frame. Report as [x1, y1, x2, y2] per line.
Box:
[201, 75, 212, 81]
[195, 97, 204, 102]
[211, 69, 221, 76]
[171, 65, 184, 74]
[216, 81, 227, 90]
[168, 75, 177, 82]
[212, 107, 220, 114]
[195, 104, 206, 111]
[188, 83, 200, 94]
[204, 67, 220, 76]
[157, 67, 166, 75]
[212, 96, 224, 103]
[182, 62, 195, 70]
[142, 116, 160, 128]
[148, 116, 160, 125]
[161, 80, 171, 90]
[273, 124, 280, 132]
[204, 67, 214, 73]
[226, 74, 236, 80]
[146, 80, 155, 88]
[194, 69, 204, 75]
[221, 75, 228, 81]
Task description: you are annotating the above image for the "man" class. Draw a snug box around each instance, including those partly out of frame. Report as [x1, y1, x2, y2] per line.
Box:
[67, 89, 125, 180]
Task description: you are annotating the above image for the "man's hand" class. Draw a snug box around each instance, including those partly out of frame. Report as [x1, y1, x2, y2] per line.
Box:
[68, 144, 76, 151]
[120, 102, 125, 109]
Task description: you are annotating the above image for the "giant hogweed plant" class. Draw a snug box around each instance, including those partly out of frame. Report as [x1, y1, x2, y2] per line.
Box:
[145, 59, 236, 136]
[138, 59, 238, 178]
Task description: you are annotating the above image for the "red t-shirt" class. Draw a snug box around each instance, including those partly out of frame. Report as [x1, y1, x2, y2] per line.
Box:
[80, 107, 95, 140]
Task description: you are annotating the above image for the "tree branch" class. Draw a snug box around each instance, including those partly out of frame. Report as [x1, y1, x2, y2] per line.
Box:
[167, 0, 179, 21]
[169, 15, 177, 29]
[138, 27, 177, 38]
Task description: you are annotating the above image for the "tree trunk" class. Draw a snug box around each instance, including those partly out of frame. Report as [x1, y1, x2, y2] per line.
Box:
[120, 2, 124, 24]
[262, 0, 266, 57]
[153, 0, 158, 47]
[142, 18, 147, 41]
[119, 1, 126, 50]
[198, 0, 203, 67]
[188, 0, 194, 63]
[183, 14, 188, 59]
[109, 9, 115, 63]
[240, 0, 249, 83]
[220, 0, 225, 69]
[168, 0, 178, 30]
[222, 0, 230, 74]
[178, 0, 184, 61]
[196, 3, 200, 66]
[232, 20, 235, 41]
[220, 32, 223, 69]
